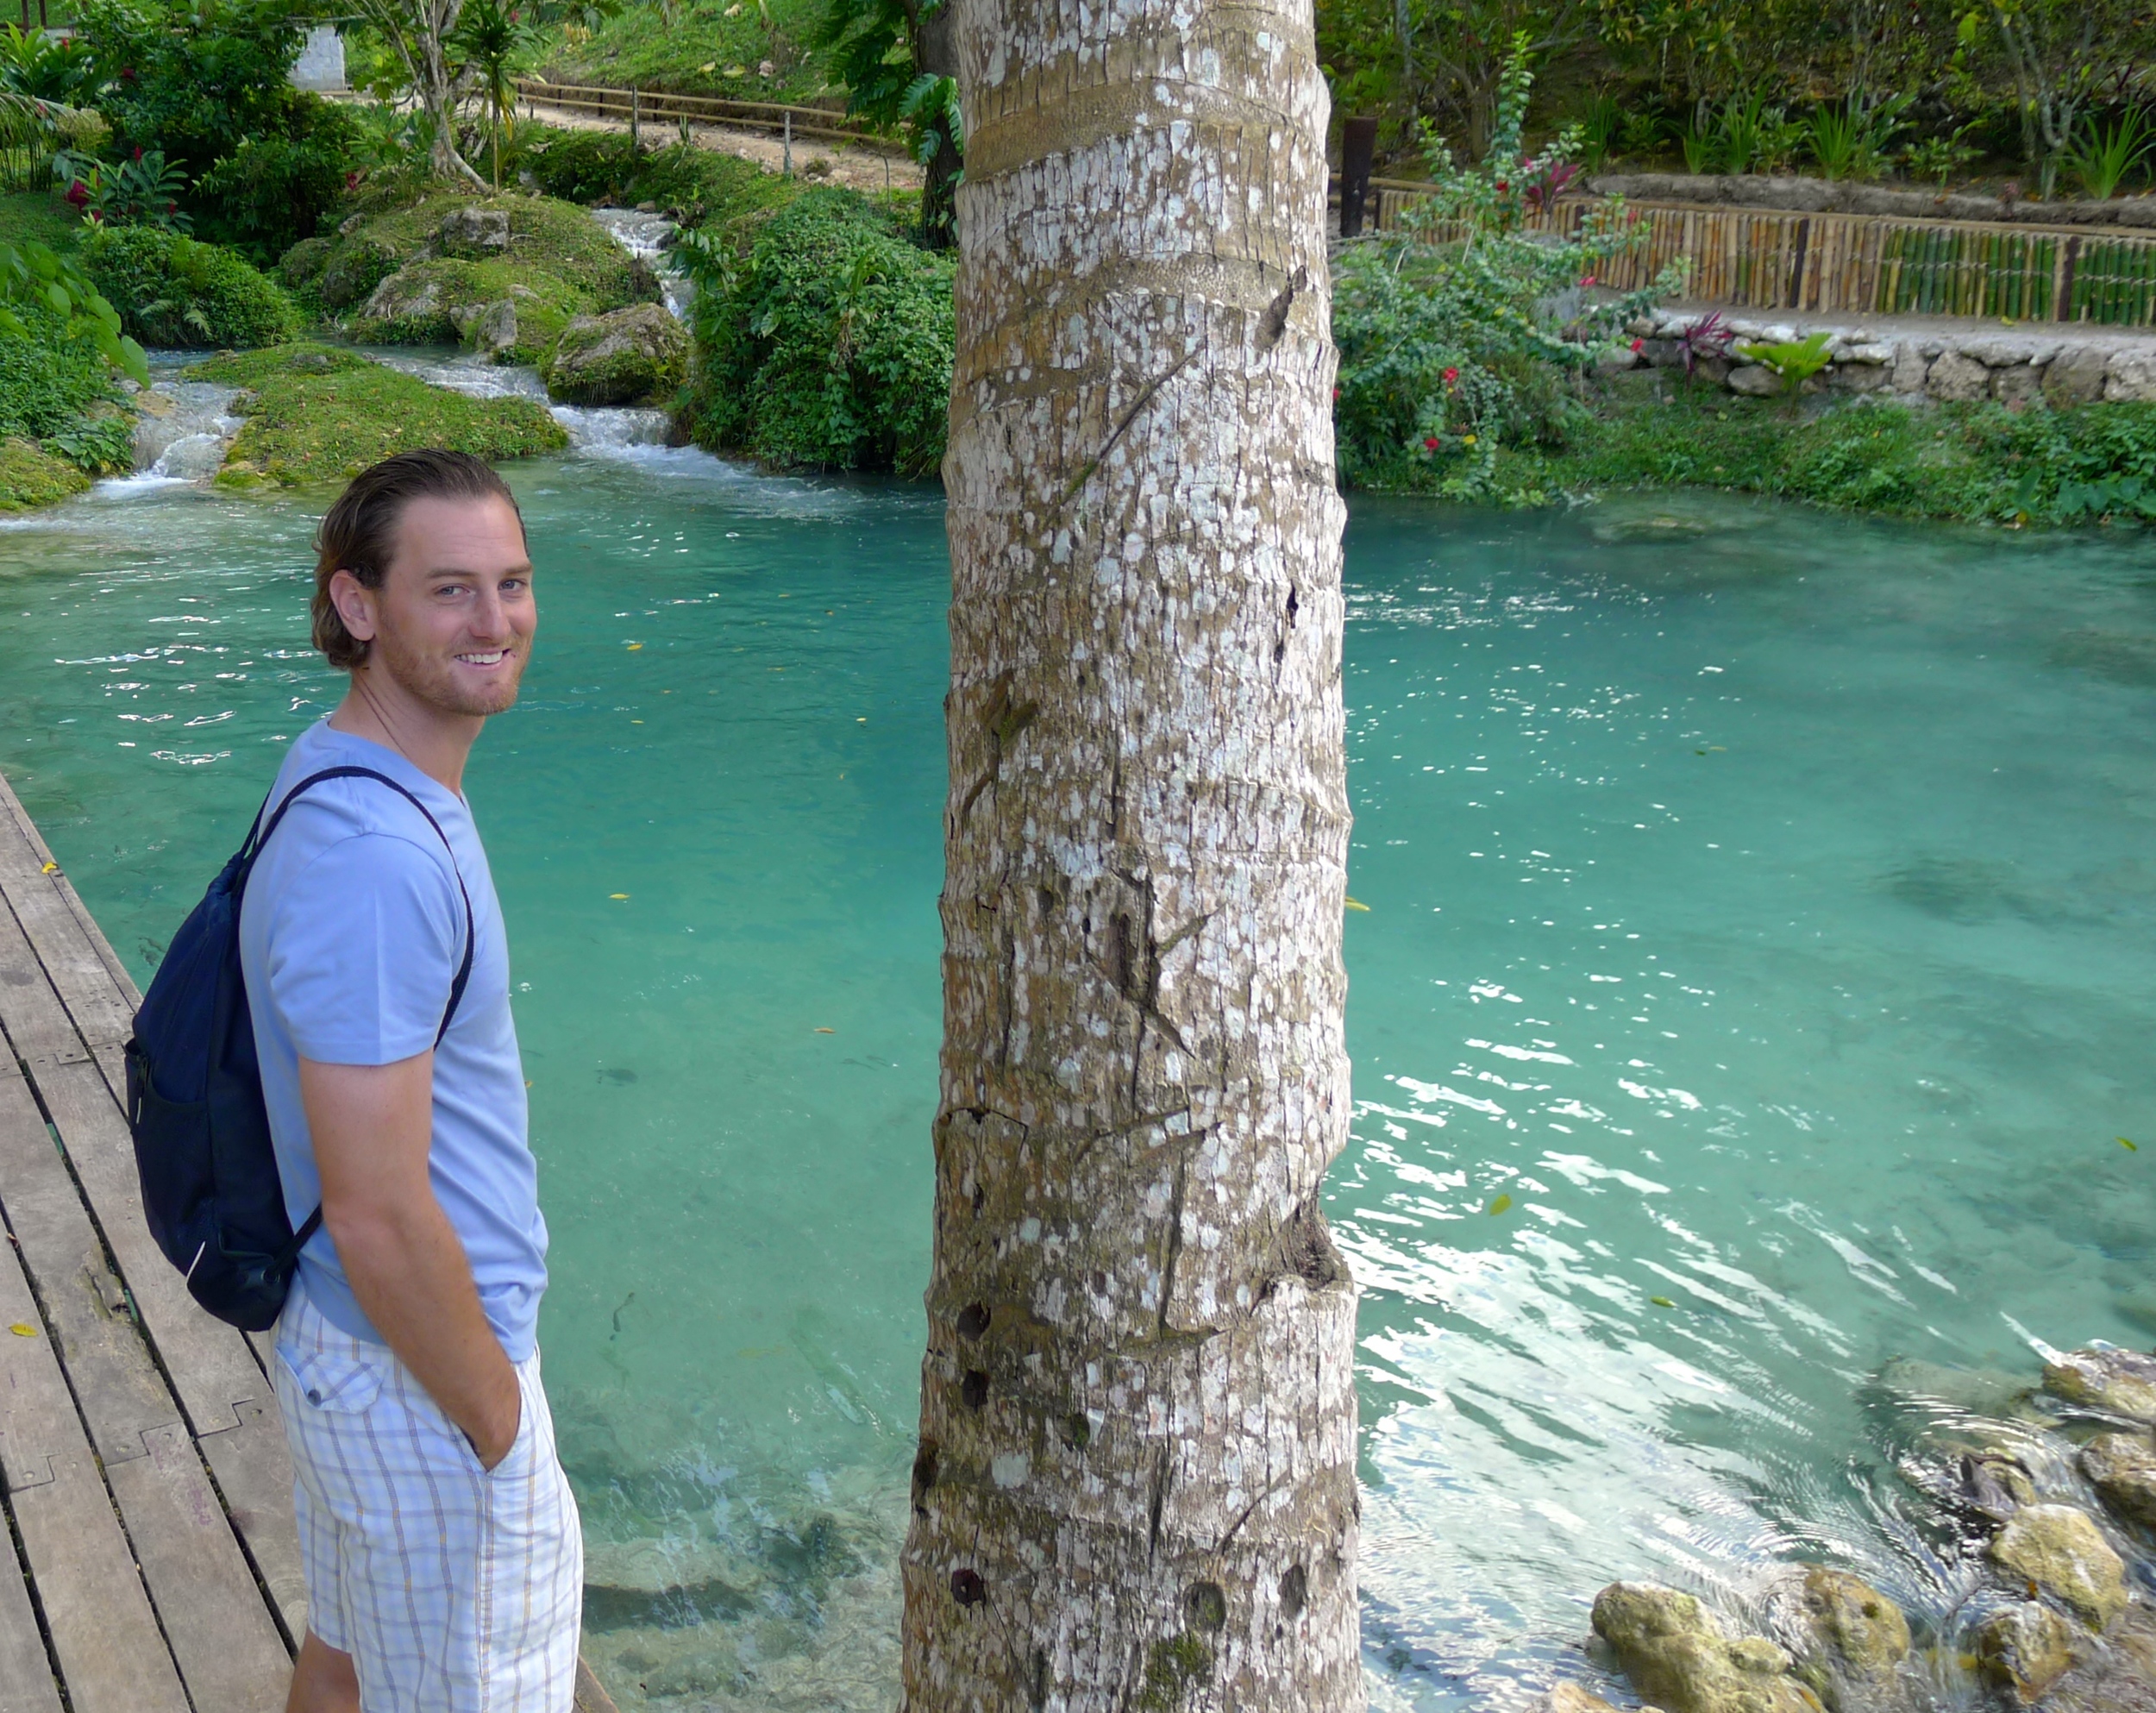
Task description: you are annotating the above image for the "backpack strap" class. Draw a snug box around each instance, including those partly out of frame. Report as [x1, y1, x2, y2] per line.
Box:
[244, 763, 481, 1272]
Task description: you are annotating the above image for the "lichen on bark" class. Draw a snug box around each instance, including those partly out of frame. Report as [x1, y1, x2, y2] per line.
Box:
[899, 0, 1359, 1704]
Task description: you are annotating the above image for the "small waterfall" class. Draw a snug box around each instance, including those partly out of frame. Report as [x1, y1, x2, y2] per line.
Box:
[127, 379, 244, 484]
[590, 207, 694, 320]
[364, 348, 677, 460]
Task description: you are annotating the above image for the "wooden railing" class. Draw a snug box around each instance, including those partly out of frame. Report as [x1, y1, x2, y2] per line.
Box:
[514, 78, 894, 152]
[1332, 177, 2156, 328]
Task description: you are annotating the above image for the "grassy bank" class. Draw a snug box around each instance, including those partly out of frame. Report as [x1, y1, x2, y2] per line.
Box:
[531, 0, 829, 105]
[1461, 386, 2156, 527]
[192, 344, 567, 488]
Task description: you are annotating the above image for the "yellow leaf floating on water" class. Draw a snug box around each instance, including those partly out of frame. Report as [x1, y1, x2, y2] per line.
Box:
[1344, 897, 1371, 913]
[609, 894, 629, 900]
[41, 861, 58, 874]
[1651, 1296, 1677, 1308]
[9, 1322, 36, 1337]
[626, 642, 643, 651]
[1487, 1194, 1512, 1215]
[2122, 1137, 2140, 1151]
[815, 1027, 835, 1034]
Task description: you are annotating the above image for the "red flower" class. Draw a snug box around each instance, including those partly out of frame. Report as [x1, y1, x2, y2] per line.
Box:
[1495, 179, 1509, 192]
[1579, 273, 1597, 287]
[1423, 436, 1441, 450]
[1442, 367, 1458, 386]
[1630, 338, 1644, 353]
[64, 179, 89, 208]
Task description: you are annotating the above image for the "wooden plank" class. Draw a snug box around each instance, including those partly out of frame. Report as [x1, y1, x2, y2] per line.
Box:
[0, 1525, 64, 1713]
[0, 901, 304, 1653]
[0, 1065, 291, 1708]
[0, 1210, 188, 1713]
[105, 1425, 290, 1713]
[0, 786, 136, 1048]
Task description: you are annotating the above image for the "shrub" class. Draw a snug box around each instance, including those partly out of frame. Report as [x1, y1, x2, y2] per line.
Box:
[1332, 37, 1679, 499]
[194, 96, 366, 262]
[0, 303, 117, 439]
[82, 225, 300, 347]
[678, 186, 954, 476]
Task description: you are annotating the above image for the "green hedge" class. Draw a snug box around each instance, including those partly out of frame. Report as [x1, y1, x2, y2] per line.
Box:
[681, 187, 953, 477]
[81, 227, 299, 348]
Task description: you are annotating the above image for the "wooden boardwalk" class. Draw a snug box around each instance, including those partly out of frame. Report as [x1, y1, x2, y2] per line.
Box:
[0, 768, 616, 1713]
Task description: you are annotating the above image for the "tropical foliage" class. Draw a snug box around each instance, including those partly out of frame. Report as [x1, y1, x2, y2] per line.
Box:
[678, 186, 956, 474]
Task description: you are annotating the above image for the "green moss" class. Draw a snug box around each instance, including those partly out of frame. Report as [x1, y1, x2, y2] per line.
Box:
[1134, 1634, 1213, 1712]
[188, 342, 569, 488]
[348, 257, 586, 361]
[80, 228, 301, 349]
[0, 437, 93, 513]
[1459, 387, 2156, 526]
[306, 190, 648, 354]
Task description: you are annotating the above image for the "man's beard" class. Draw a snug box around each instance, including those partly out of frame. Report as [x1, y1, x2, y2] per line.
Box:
[369, 622, 525, 717]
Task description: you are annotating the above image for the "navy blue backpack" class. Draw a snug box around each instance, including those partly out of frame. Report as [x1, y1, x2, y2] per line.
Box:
[124, 766, 473, 1331]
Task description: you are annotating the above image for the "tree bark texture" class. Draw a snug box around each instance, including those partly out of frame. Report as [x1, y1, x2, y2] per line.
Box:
[900, 0, 1361, 1704]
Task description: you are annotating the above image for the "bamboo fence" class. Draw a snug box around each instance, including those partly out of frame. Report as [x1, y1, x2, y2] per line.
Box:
[513, 78, 895, 153]
[1333, 175, 2156, 328]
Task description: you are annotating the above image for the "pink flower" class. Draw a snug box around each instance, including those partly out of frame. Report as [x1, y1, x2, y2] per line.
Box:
[1442, 367, 1458, 386]
[1579, 273, 1597, 287]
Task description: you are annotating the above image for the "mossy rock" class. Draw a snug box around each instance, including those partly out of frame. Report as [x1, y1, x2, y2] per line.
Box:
[318, 189, 642, 311]
[187, 342, 567, 488]
[1989, 1505, 2128, 1631]
[278, 235, 335, 290]
[542, 304, 687, 406]
[318, 235, 402, 312]
[0, 436, 92, 513]
[353, 258, 586, 363]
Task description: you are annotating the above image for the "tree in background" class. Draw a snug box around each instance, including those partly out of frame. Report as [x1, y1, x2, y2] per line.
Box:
[903, 0, 1362, 1702]
[815, 0, 961, 245]
[72, 0, 360, 260]
[1962, 0, 2156, 194]
[348, 0, 487, 184]
[449, 0, 540, 189]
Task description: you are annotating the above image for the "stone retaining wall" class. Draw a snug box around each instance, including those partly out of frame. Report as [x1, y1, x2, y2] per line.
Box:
[1587, 173, 2156, 231]
[1612, 310, 2156, 406]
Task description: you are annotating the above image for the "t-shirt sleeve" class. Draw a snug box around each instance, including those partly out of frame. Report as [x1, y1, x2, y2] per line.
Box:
[263, 831, 463, 1065]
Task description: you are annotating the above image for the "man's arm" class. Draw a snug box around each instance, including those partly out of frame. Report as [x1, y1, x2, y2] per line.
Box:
[297, 1052, 520, 1467]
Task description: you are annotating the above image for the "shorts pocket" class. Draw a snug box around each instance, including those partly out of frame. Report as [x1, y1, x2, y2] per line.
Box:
[277, 1342, 385, 1416]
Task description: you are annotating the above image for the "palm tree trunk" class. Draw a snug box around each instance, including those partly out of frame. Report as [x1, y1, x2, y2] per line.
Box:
[899, 0, 1361, 1701]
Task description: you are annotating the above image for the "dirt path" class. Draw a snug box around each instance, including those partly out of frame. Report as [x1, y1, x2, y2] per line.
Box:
[520, 94, 924, 196]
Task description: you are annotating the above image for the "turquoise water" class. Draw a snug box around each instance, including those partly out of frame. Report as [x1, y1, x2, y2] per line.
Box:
[3, 455, 2153, 1710]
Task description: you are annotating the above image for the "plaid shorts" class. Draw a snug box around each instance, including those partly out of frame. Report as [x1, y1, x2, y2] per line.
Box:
[273, 1283, 584, 1712]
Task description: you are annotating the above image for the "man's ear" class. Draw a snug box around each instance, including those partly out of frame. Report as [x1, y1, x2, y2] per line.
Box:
[329, 569, 380, 645]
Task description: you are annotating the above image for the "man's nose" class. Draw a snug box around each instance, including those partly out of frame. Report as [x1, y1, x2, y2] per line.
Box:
[468, 587, 510, 638]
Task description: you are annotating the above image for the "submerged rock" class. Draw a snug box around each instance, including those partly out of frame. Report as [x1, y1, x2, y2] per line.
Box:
[542, 303, 688, 407]
[1591, 1583, 1817, 1713]
[2082, 1433, 2156, 1529]
[1965, 1453, 2040, 1521]
[1990, 1505, 2128, 1630]
[2046, 1350, 2156, 1426]
[1545, 1683, 1626, 1713]
[2033, 1606, 2156, 1713]
[1976, 1601, 2080, 1700]
[1764, 1567, 1910, 1709]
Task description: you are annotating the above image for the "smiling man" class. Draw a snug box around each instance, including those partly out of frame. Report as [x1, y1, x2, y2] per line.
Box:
[237, 451, 580, 1712]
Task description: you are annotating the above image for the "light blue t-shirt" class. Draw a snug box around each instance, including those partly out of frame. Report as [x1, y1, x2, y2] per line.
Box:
[237, 721, 547, 1360]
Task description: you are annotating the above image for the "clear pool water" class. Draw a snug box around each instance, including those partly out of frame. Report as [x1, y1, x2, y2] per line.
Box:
[3, 457, 2153, 1711]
